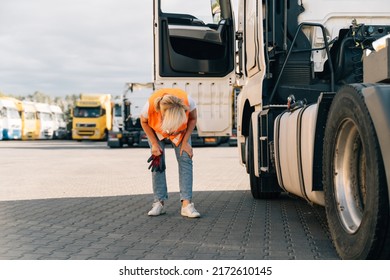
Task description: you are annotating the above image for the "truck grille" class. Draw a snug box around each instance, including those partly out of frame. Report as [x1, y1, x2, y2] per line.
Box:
[77, 130, 95, 136]
[76, 123, 96, 128]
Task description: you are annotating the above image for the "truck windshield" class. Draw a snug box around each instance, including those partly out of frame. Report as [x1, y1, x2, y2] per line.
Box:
[53, 113, 65, 122]
[8, 108, 21, 119]
[25, 112, 36, 120]
[74, 107, 102, 118]
[38, 112, 53, 121]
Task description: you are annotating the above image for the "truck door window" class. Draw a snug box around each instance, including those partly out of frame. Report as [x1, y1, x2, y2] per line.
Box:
[161, 0, 214, 25]
[114, 104, 122, 117]
[157, 0, 234, 77]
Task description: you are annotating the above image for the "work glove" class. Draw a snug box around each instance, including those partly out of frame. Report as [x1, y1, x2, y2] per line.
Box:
[147, 152, 166, 173]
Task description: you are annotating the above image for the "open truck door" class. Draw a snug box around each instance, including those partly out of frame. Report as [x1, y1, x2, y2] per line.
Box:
[153, 0, 236, 137]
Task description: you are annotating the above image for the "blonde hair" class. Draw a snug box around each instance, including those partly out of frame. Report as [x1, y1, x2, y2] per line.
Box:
[154, 94, 189, 133]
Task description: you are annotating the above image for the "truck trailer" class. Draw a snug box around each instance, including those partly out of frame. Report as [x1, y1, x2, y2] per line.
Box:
[153, 0, 390, 259]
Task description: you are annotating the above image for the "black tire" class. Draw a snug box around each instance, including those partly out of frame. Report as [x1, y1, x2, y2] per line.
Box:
[103, 130, 108, 141]
[323, 84, 390, 259]
[247, 118, 280, 199]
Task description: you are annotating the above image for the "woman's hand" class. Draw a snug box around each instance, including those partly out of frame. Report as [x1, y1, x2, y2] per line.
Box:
[151, 143, 162, 156]
[180, 141, 193, 159]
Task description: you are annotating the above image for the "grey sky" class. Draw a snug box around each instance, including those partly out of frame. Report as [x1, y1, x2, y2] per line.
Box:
[0, 0, 153, 98]
[1, 0, 238, 100]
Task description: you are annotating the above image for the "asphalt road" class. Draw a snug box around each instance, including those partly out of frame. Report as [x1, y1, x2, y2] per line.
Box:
[0, 140, 339, 260]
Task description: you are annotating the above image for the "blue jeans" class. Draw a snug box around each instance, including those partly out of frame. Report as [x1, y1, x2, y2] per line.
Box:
[149, 138, 193, 202]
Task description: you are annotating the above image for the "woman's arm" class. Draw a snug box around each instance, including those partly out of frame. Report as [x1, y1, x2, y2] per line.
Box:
[140, 116, 162, 156]
[180, 108, 197, 158]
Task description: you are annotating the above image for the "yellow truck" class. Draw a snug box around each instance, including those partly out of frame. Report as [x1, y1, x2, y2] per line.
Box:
[72, 93, 112, 140]
[19, 101, 38, 140]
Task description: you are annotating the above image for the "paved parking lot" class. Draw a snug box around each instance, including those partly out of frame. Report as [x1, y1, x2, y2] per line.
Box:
[0, 140, 339, 260]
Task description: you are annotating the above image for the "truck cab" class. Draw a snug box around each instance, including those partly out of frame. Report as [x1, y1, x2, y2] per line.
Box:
[18, 100, 38, 140]
[50, 105, 67, 139]
[0, 97, 22, 140]
[153, 0, 390, 260]
[34, 102, 55, 140]
[108, 83, 153, 148]
[72, 94, 112, 141]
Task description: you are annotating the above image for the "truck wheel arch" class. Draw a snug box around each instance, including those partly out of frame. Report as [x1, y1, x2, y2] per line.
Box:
[241, 99, 253, 137]
[239, 99, 254, 169]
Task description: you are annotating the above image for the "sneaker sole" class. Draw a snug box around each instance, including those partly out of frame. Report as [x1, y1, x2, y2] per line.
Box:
[148, 211, 166, 216]
[181, 213, 200, 218]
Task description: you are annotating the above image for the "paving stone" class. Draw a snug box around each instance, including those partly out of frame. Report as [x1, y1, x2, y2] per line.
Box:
[0, 141, 339, 260]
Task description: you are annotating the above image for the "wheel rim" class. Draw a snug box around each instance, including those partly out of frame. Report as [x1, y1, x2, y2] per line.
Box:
[333, 118, 367, 234]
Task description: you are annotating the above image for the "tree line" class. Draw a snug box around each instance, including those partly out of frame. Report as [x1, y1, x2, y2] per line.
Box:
[0, 90, 81, 123]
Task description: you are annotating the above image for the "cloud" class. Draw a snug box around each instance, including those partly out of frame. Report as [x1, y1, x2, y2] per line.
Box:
[1, 0, 239, 98]
[0, 0, 153, 97]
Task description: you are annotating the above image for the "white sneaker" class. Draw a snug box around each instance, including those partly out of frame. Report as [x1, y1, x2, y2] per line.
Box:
[181, 203, 201, 218]
[148, 201, 166, 216]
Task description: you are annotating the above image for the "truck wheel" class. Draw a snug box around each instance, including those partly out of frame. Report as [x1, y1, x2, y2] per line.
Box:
[323, 84, 390, 259]
[247, 119, 280, 199]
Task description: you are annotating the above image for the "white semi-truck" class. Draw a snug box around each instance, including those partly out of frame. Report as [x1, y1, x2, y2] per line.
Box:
[107, 83, 153, 148]
[50, 104, 67, 139]
[0, 97, 22, 140]
[153, 0, 390, 259]
[34, 102, 54, 140]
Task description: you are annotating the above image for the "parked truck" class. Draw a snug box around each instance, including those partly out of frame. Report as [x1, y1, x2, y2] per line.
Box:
[0, 97, 22, 140]
[108, 83, 153, 148]
[72, 93, 112, 141]
[19, 100, 38, 140]
[34, 102, 55, 139]
[153, 0, 390, 259]
[50, 104, 67, 139]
